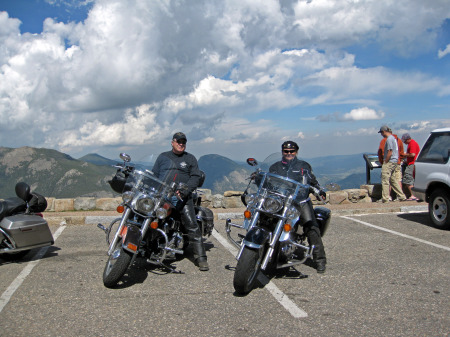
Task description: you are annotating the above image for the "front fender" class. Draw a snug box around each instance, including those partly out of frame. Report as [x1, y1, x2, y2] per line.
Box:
[242, 227, 270, 249]
[122, 225, 141, 253]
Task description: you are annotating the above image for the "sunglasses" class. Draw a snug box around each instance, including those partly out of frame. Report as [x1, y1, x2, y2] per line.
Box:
[283, 150, 296, 154]
[175, 139, 187, 145]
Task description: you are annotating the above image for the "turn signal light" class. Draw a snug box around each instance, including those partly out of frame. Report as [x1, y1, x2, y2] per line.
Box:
[117, 205, 125, 213]
[244, 210, 252, 219]
[127, 243, 138, 252]
[150, 221, 159, 229]
[283, 223, 292, 232]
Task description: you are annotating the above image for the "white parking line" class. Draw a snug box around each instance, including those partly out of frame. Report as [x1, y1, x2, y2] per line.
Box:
[212, 228, 308, 318]
[0, 225, 66, 313]
[341, 216, 450, 251]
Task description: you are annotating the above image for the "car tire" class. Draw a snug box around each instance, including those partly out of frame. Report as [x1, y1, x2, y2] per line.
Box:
[428, 189, 450, 230]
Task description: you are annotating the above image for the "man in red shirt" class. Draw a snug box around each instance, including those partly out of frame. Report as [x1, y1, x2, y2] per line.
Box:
[401, 133, 421, 200]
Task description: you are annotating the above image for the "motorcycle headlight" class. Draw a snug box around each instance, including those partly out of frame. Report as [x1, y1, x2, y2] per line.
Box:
[156, 207, 168, 219]
[244, 193, 257, 206]
[263, 195, 283, 213]
[122, 191, 134, 204]
[135, 195, 156, 215]
[286, 205, 300, 219]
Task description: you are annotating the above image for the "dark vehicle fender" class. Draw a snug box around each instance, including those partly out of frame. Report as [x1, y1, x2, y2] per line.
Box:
[122, 225, 141, 253]
[243, 227, 270, 249]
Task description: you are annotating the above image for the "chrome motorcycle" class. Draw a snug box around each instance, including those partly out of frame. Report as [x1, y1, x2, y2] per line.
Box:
[226, 158, 331, 294]
[98, 153, 213, 288]
[0, 182, 53, 260]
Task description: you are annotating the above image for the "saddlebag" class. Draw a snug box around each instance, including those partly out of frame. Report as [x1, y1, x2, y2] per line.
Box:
[196, 206, 214, 236]
[0, 214, 54, 249]
[314, 206, 331, 237]
[28, 192, 48, 213]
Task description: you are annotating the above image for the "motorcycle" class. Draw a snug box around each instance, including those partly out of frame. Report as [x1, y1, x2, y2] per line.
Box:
[98, 153, 214, 288]
[225, 157, 331, 294]
[0, 182, 53, 260]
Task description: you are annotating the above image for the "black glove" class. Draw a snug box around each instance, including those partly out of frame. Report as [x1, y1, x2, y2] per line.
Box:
[319, 189, 327, 199]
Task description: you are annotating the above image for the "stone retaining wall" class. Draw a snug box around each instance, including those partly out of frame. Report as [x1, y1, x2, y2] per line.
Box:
[44, 184, 385, 212]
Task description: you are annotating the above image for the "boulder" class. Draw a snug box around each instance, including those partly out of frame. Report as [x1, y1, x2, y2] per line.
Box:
[96, 197, 122, 211]
[223, 190, 243, 197]
[346, 189, 369, 203]
[212, 194, 224, 208]
[223, 196, 243, 209]
[45, 197, 55, 211]
[54, 198, 75, 212]
[328, 191, 349, 205]
[74, 197, 96, 211]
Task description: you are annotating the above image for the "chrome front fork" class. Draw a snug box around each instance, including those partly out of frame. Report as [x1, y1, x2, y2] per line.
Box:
[107, 207, 131, 256]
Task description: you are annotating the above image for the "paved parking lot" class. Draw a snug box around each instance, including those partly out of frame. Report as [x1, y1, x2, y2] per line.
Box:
[0, 210, 449, 336]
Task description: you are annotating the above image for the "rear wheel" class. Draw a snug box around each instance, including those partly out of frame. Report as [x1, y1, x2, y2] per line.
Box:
[429, 189, 450, 230]
[103, 238, 133, 288]
[233, 247, 262, 295]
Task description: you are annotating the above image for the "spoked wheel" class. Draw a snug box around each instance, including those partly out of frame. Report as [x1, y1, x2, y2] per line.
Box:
[103, 238, 133, 288]
[233, 247, 262, 295]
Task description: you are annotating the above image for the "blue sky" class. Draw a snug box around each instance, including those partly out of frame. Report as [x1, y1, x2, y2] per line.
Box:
[0, 0, 449, 162]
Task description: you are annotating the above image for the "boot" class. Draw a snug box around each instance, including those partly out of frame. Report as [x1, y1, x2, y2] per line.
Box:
[306, 226, 327, 273]
[196, 257, 209, 271]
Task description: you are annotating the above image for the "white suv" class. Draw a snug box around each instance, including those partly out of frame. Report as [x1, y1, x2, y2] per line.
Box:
[412, 128, 450, 230]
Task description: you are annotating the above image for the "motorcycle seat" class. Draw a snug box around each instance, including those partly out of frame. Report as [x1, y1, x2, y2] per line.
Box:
[0, 197, 27, 221]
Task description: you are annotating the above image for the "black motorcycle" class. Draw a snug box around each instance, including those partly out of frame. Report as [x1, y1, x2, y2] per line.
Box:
[98, 153, 214, 288]
[226, 158, 331, 294]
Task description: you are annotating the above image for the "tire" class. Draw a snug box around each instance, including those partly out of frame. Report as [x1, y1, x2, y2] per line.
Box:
[103, 239, 133, 288]
[428, 189, 450, 230]
[233, 247, 262, 295]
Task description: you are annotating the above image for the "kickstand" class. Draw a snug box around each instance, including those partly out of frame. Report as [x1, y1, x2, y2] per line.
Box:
[160, 262, 185, 274]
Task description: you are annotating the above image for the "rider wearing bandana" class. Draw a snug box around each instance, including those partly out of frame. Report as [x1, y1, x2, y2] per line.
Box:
[269, 141, 327, 273]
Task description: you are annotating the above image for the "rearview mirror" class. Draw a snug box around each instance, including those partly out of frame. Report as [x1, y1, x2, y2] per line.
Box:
[247, 158, 258, 166]
[120, 153, 131, 163]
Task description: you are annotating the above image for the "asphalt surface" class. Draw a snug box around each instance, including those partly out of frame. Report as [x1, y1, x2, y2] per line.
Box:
[0, 205, 448, 336]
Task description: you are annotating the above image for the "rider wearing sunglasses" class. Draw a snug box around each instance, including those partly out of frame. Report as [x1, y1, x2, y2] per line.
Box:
[269, 141, 327, 273]
[152, 132, 209, 271]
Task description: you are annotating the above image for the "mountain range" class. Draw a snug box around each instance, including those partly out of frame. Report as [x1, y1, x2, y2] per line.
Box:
[0, 147, 375, 198]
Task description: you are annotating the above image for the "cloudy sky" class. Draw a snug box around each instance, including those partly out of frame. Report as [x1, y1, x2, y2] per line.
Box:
[1, 0, 449, 162]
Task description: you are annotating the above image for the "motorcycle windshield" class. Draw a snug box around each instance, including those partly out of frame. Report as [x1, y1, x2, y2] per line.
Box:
[124, 155, 177, 197]
[256, 172, 310, 202]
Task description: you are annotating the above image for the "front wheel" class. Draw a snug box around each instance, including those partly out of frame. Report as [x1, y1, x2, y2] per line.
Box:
[233, 247, 262, 295]
[103, 239, 133, 288]
[429, 189, 450, 230]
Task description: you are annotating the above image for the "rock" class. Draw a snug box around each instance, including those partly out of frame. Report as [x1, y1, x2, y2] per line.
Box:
[212, 194, 224, 208]
[347, 189, 369, 203]
[223, 196, 243, 208]
[328, 191, 348, 204]
[74, 197, 96, 211]
[223, 190, 243, 197]
[361, 184, 382, 199]
[96, 197, 122, 211]
[54, 198, 74, 212]
[45, 197, 55, 211]
[198, 188, 212, 201]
